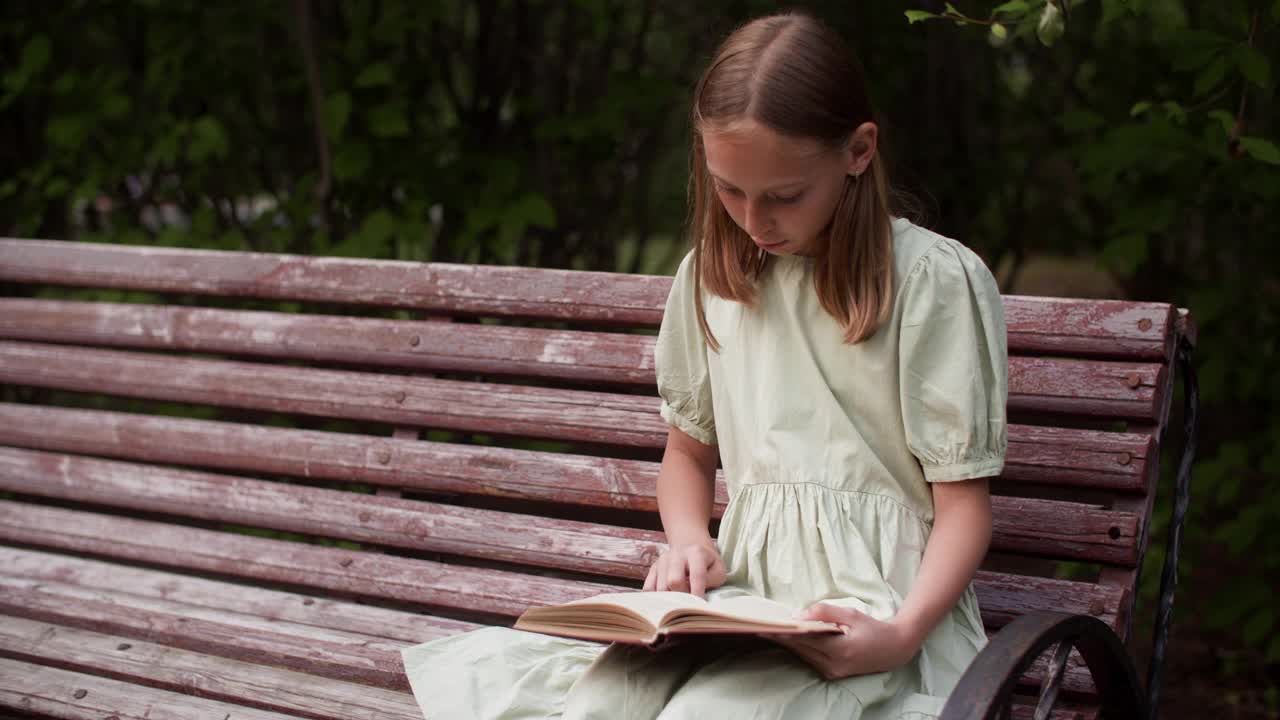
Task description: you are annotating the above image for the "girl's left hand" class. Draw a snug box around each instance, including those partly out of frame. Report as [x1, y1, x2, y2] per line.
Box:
[763, 604, 922, 680]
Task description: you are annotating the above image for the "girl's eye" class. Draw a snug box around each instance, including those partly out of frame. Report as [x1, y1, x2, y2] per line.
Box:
[715, 185, 744, 197]
[769, 193, 803, 205]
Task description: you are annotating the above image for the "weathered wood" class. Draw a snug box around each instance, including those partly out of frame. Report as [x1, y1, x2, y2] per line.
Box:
[0, 405, 1151, 528]
[1003, 296, 1173, 361]
[0, 339, 664, 448]
[0, 343, 1166, 462]
[0, 557, 1114, 708]
[1007, 355, 1163, 420]
[0, 547, 477, 644]
[0, 447, 667, 579]
[0, 617, 422, 720]
[0, 298, 659, 386]
[0, 298, 1176, 392]
[0, 578, 1111, 703]
[0, 573, 409, 655]
[0, 500, 1124, 634]
[0, 238, 670, 326]
[0, 658, 311, 719]
[0, 240, 1178, 360]
[0, 580, 409, 691]
[0, 446, 1141, 569]
[0, 500, 619, 618]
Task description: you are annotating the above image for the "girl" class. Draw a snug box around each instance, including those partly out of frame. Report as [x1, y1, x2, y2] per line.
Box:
[401, 11, 1006, 720]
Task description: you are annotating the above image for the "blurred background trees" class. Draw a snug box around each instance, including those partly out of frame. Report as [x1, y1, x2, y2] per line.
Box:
[2, 0, 1276, 714]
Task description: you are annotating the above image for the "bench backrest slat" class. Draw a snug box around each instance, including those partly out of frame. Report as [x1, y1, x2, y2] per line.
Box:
[1, 239, 1176, 359]
[0, 403, 1154, 502]
[0, 444, 1141, 574]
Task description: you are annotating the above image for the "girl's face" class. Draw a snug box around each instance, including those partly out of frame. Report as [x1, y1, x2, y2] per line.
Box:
[703, 119, 874, 257]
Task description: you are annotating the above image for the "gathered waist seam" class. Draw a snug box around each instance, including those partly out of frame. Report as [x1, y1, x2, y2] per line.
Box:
[727, 481, 932, 525]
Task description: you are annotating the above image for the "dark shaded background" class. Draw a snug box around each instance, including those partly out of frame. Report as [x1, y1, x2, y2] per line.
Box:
[2, 1, 1277, 715]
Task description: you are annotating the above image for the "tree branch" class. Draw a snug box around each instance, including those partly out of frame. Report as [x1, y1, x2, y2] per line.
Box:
[290, 0, 332, 209]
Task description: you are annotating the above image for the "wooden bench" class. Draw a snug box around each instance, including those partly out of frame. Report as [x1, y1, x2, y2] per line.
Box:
[0, 238, 1196, 720]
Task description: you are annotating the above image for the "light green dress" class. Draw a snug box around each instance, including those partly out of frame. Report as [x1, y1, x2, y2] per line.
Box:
[400, 218, 1008, 719]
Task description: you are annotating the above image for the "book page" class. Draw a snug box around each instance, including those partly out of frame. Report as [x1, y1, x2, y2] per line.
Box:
[555, 591, 708, 627]
[656, 594, 840, 634]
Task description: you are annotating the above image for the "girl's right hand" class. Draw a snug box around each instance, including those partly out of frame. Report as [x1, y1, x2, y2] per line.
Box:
[642, 540, 726, 598]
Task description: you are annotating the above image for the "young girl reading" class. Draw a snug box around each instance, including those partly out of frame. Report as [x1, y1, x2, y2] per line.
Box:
[401, 11, 1006, 719]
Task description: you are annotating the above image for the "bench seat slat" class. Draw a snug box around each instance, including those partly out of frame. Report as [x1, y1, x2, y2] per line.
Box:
[1, 575, 408, 656]
[0, 404, 1153, 511]
[1, 546, 476, 644]
[0, 656, 308, 720]
[0, 551, 1112, 706]
[0, 241, 1177, 360]
[0, 581, 408, 691]
[0, 343, 1166, 461]
[0, 617, 421, 719]
[0, 447, 1142, 569]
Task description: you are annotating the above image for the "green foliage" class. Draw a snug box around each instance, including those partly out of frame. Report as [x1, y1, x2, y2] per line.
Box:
[909, 0, 1279, 676]
[0, 0, 706, 272]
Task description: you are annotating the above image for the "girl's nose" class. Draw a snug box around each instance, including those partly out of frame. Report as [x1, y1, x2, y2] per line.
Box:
[744, 199, 772, 238]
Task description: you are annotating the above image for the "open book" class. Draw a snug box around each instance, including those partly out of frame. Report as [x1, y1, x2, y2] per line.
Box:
[514, 591, 842, 647]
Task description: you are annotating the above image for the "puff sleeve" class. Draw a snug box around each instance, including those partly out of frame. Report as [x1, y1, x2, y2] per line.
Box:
[898, 240, 1008, 482]
[654, 252, 717, 445]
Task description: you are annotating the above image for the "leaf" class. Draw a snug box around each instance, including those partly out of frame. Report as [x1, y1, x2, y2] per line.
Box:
[46, 115, 90, 150]
[513, 192, 557, 228]
[1102, 0, 1133, 25]
[1060, 109, 1104, 133]
[1169, 30, 1230, 72]
[1235, 46, 1272, 88]
[360, 209, 397, 243]
[990, 23, 1009, 42]
[904, 10, 935, 24]
[367, 103, 409, 137]
[53, 72, 76, 96]
[1193, 56, 1229, 98]
[336, 209, 396, 257]
[1100, 233, 1148, 275]
[992, 1, 1030, 15]
[1130, 101, 1153, 117]
[1208, 109, 1235, 134]
[43, 177, 69, 199]
[21, 35, 51, 77]
[1239, 137, 1280, 165]
[1161, 100, 1186, 124]
[944, 2, 961, 15]
[324, 91, 352, 139]
[1037, 2, 1065, 47]
[355, 62, 394, 88]
[102, 94, 131, 120]
[333, 142, 371, 180]
[187, 115, 230, 162]
[1243, 609, 1276, 646]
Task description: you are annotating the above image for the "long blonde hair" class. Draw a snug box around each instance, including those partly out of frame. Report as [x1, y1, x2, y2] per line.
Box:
[689, 12, 895, 350]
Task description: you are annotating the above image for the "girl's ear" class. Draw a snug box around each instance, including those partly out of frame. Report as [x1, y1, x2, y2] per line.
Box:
[845, 122, 879, 177]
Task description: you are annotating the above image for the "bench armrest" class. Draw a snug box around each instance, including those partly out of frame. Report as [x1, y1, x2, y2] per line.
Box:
[938, 611, 1145, 720]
